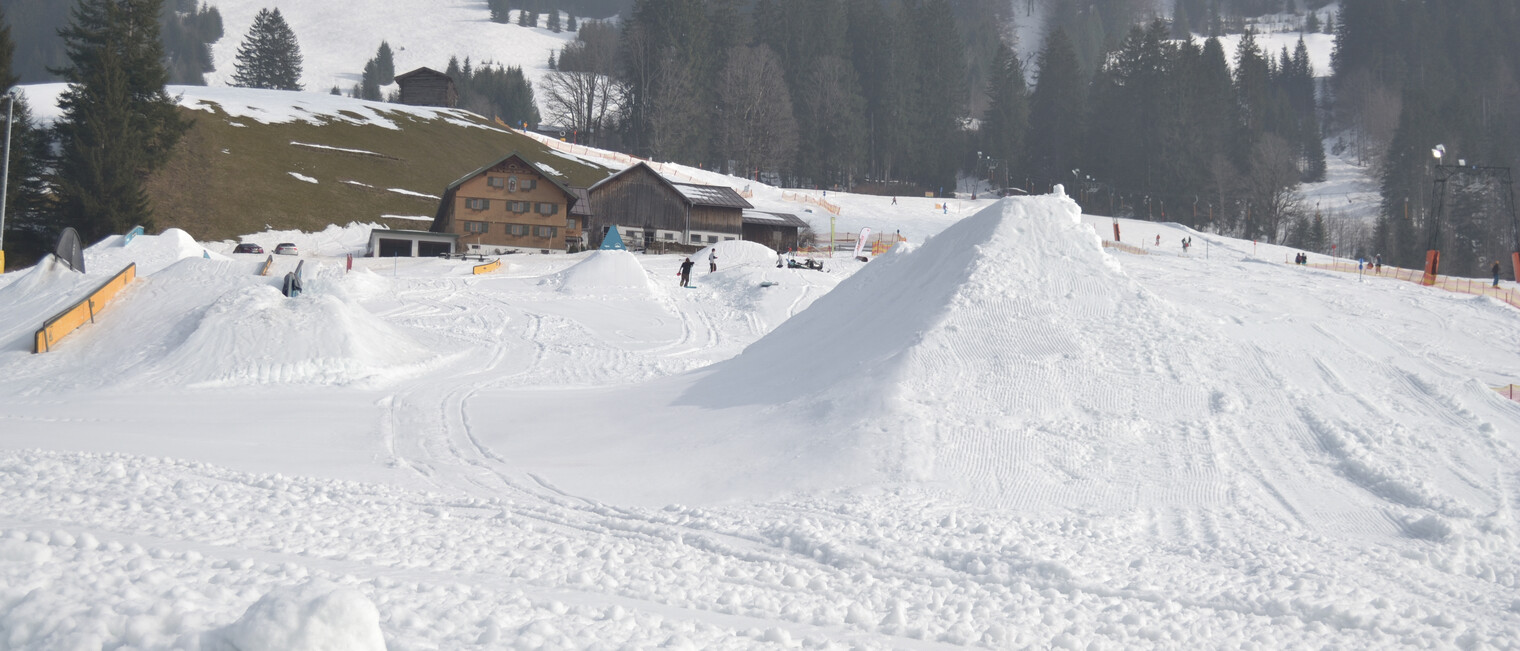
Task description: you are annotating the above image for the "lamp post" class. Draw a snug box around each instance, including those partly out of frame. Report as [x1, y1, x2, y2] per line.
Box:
[0, 90, 15, 273]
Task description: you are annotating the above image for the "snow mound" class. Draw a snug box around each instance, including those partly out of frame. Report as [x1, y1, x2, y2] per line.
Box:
[554, 250, 653, 295]
[147, 262, 434, 388]
[695, 239, 779, 269]
[203, 579, 385, 651]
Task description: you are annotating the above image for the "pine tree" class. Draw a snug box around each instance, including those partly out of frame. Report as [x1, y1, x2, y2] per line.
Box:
[1025, 28, 1085, 192]
[330, 84, 340, 95]
[51, 0, 190, 244]
[0, 6, 54, 267]
[548, 11, 561, 33]
[361, 60, 382, 101]
[981, 41, 1027, 183]
[567, 13, 578, 31]
[230, 8, 303, 90]
[375, 41, 395, 85]
[488, 0, 512, 24]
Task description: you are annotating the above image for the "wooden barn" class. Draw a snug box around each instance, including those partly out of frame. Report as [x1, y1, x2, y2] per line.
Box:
[741, 210, 809, 251]
[586, 162, 752, 250]
[396, 67, 458, 108]
[430, 152, 583, 253]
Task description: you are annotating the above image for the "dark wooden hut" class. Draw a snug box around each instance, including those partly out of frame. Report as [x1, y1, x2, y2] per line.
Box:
[396, 67, 458, 108]
[586, 162, 752, 250]
[741, 210, 809, 251]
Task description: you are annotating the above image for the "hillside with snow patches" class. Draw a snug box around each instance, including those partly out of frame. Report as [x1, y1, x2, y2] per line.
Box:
[2, 168, 1520, 647]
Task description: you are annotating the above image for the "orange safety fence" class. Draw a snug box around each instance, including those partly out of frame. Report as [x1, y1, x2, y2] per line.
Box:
[780, 191, 842, 215]
[34, 263, 137, 353]
[1102, 240, 1149, 255]
[1496, 385, 1520, 403]
[1297, 259, 1520, 310]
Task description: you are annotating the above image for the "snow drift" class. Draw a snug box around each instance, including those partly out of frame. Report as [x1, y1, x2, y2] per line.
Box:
[553, 250, 653, 296]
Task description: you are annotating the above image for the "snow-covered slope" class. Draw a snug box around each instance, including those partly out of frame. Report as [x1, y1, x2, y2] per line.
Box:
[204, 0, 577, 111]
[3, 194, 1520, 648]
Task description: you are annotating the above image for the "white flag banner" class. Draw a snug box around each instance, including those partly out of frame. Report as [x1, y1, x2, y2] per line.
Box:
[854, 227, 872, 258]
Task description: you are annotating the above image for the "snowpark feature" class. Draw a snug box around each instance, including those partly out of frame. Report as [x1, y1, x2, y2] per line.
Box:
[3, 191, 1520, 648]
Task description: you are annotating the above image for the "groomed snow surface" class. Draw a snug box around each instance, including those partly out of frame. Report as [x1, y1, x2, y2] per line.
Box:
[3, 193, 1520, 649]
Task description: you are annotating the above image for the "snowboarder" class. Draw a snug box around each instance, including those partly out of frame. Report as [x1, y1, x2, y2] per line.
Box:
[1375, 253, 1382, 273]
[891, 196, 897, 205]
[777, 251, 785, 268]
[679, 257, 694, 287]
[1155, 234, 1160, 246]
[1494, 260, 1502, 288]
[709, 249, 718, 273]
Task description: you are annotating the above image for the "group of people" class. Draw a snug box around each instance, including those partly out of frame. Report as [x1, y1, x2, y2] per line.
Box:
[1294, 252, 1309, 265]
[677, 250, 719, 288]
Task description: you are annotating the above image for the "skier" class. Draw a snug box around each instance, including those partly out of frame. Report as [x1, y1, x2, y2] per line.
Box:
[1494, 260, 1502, 288]
[679, 257, 694, 287]
[709, 249, 718, 273]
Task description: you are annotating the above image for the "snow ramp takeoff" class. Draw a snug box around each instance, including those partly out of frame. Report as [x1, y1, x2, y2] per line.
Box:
[675, 195, 1520, 536]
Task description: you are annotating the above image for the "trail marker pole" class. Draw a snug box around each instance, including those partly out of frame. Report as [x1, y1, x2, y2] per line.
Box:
[0, 92, 14, 273]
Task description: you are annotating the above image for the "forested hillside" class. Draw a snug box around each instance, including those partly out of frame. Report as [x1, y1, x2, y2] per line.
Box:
[5, 0, 1520, 277]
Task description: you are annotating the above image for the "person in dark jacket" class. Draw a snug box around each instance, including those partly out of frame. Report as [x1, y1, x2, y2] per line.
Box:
[679, 257, 694, 287]
[1493, 260, 1502, 288]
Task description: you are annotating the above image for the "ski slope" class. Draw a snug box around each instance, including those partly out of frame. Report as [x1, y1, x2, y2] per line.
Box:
[2, 191, 1520, 648]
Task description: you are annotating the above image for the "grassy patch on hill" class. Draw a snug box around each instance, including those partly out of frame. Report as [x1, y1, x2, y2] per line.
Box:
[145, 102, 617, 242]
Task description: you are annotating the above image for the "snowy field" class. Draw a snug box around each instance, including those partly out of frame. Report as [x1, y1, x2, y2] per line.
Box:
[3, 183, 1520, 648]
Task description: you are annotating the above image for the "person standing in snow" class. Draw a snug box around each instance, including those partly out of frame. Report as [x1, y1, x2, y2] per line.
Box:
[1375, 253, 1382, 273]
[679, 257, 694, 287]
[1493, 260, 1502, 288]
[891, 196, 897, 205]
[709, 249, 718, 273]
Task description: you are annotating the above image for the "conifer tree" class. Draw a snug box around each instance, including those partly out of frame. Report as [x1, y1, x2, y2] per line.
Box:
[548, 11, 561, 33]
[230, 8, 303, 90]
[0, 6, 53, 267]
[360, 60, 382, 101]
[51, 0, 190, 243]
[1025, 28, 1085, 192]
[981, 41, 1028, 182]
[375, 41, 395, 85]
[567, 13, 578, 31]
[488, 0, 512, 24]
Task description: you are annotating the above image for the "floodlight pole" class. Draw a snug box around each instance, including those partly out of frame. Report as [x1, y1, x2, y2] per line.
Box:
[0, 91, 14, 273]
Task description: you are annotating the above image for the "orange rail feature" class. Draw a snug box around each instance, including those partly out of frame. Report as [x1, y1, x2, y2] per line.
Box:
[259, 254, 274, 276]
[473, 258, 502, 275]
[34, 263, 137, 353]
[1102, 240, 1149, 255]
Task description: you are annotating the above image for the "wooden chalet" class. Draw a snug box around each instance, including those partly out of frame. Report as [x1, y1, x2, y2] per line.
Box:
[430, 152, 583, 253]
[741, 210, 808, 251]
[586, 162, 752, 250]
[396, 67, 457, 108]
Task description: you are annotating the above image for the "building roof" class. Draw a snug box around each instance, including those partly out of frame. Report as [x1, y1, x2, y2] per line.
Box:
[741, 210, 808, 228]
[589, 162, 754, 210]
[395, 67, 452, 83]
[371, 228, 460, 239]
[672, 183, 752, 209]
[569, 187, 592, 216]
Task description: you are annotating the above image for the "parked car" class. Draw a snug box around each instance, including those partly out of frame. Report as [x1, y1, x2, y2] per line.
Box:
[274, 243, 298, 255]
[232, 242, 264, 254]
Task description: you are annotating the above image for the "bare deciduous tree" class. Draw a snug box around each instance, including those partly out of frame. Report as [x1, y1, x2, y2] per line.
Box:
[717, 45, 798, 177]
